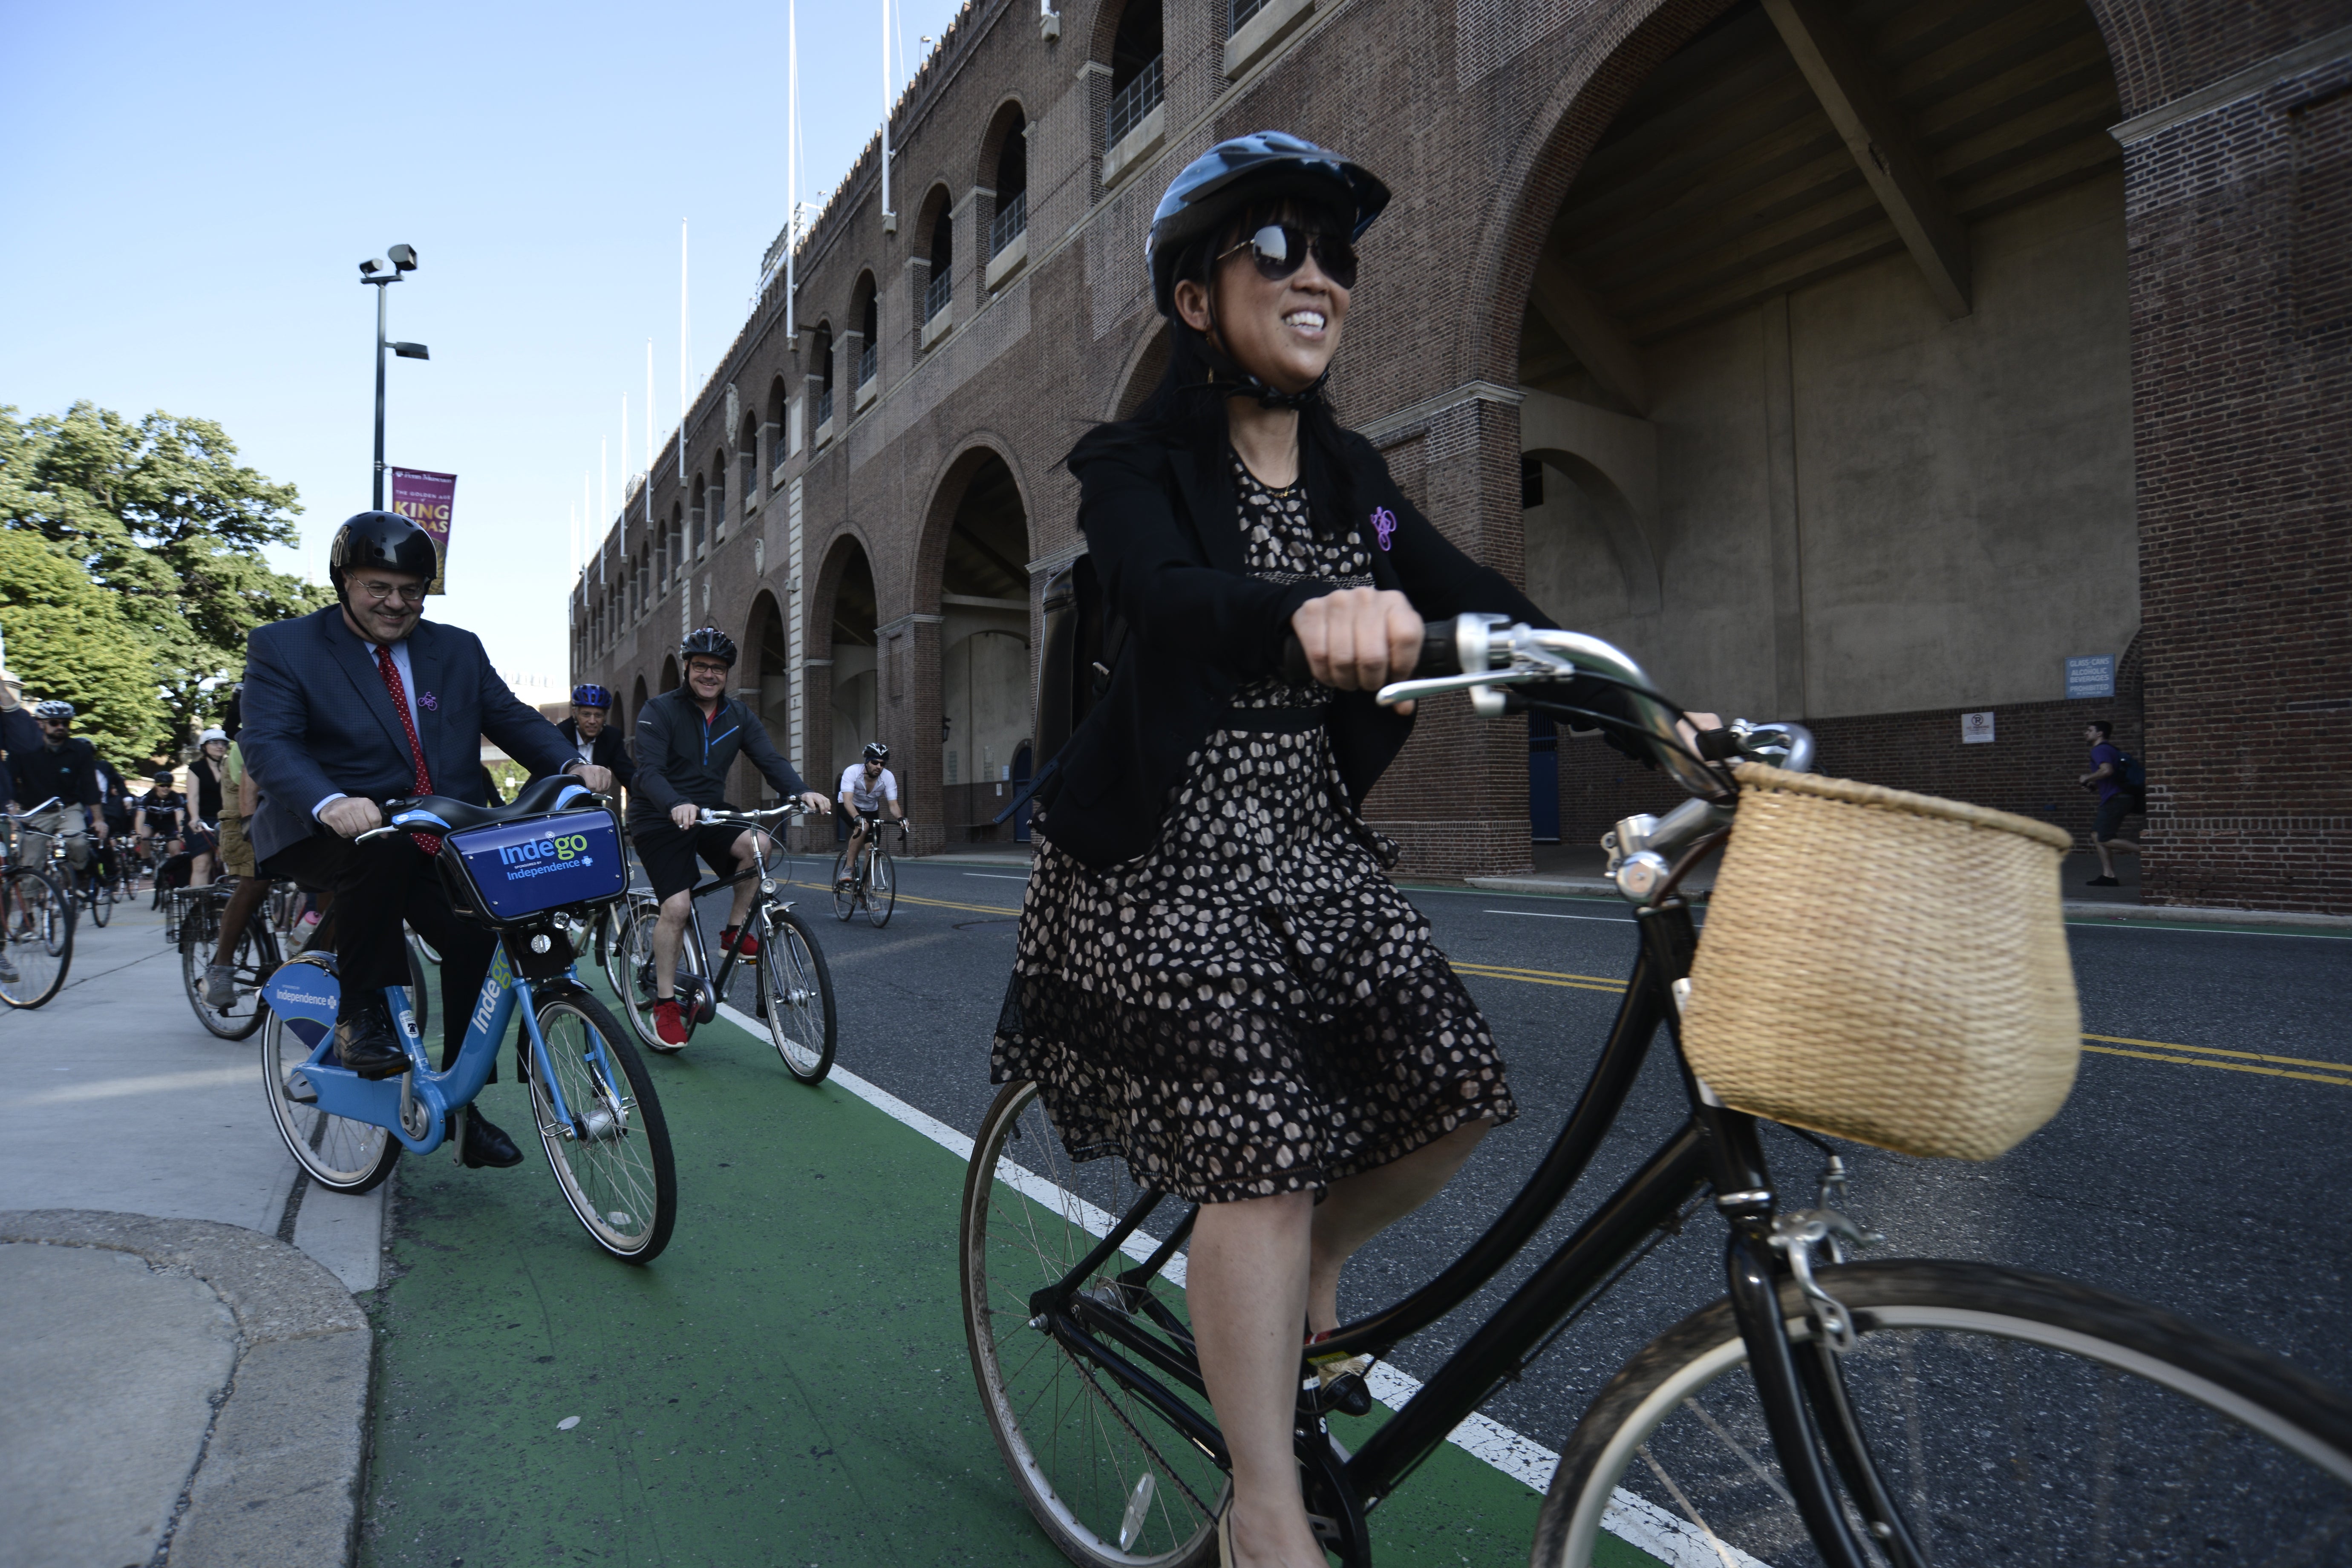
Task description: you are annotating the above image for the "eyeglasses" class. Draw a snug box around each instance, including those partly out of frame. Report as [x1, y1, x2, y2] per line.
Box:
[354, 580, 428, 605]
[1216, 224, 1358, 291]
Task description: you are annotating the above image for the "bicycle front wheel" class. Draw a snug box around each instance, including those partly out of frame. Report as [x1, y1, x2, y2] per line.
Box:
[961, 1078, 1225, 1568]
[614, 901, 682, 1054]
[0, 868, 72, 1008]
[832, 849, 857, 921]
[1533, 1258, 2352, 1567]
[88, 873, 111, 927]
[865, 847, 895, 928]
[527, 991, 677, 1262]
[259, 958, 400, 1194]
[754, 908, 836, 1083]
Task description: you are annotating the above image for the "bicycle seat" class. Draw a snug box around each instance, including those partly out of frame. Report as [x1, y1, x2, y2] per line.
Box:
[387, 775, 597, 832]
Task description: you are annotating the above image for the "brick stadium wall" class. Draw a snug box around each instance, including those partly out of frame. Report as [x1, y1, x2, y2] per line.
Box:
[2118, 11, 2352, 914]
[568, 0, 2350, 913]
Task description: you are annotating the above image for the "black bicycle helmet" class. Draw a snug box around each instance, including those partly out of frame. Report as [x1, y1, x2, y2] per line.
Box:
[33, 699, 74, 721]
[571, 683, 614, 707]
[680, 626, 738, 668]
[1146, 131, 1389, 322]
[152, 770, 176, 787]
[862, 741, 889, 763]
[328, 510, 440, 597]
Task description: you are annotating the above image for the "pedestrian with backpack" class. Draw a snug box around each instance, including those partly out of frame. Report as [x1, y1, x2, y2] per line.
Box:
[2079, 720, 2140, 886]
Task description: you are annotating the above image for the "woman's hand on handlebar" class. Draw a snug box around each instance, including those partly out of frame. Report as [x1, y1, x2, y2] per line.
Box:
[320, 797, 383, 839]
[1290, 588, 1422, 716]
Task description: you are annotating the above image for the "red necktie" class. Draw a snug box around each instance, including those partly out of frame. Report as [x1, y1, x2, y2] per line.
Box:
[374, 644, 441, 856]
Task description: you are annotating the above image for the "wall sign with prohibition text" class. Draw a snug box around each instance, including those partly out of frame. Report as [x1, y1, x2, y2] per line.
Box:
[1961, 710, 1997, 744]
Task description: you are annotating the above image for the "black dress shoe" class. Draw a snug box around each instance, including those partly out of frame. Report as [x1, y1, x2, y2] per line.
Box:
[333, 1010, 410, 1080]
[459, 1108, 525, 1169]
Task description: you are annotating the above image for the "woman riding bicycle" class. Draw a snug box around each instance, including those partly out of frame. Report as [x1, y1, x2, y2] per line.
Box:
[993, 133, 1636, 1568]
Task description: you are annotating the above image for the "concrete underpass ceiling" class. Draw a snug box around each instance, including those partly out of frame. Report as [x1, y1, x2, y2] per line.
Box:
[944, 458, 1030, 602]
[1520, 0, 2123, 399]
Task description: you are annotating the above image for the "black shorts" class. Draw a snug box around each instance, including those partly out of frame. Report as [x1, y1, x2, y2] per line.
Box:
[2093, 793, 2135, 840]
[633, 820, 747, 902]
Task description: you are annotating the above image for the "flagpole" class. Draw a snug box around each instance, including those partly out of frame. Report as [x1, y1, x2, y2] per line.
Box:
[879, 0, 892, 227]
[644, 340, 655, 535]
[787, 0, 798, 341]
[680, 218, 690, 484]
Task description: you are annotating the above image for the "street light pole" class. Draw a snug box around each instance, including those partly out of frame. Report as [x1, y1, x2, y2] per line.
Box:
[358, 244, 425, 511]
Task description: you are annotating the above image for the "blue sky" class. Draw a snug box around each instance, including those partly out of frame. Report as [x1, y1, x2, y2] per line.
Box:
[1, 0, 965, 691]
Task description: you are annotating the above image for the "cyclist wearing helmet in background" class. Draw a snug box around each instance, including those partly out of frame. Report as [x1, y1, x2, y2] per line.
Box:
[835, 741, 904, 890]
[12, 701, 107, 876]
[136, 770, 187, 861]
[185, 728, 231, 888]
[533, 684, 635, 796]
[629, 626, 830, 1047]
[240, 511, 606, 1169]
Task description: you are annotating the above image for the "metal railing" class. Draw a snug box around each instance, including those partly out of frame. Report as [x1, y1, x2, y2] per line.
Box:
[857, 341, 877, 386]
[1231, 0, 1270, 31]
[924, 270, 952, 323]
[989, 190, 1027, 258]
[815, 387, 833, 429]
[1106, 54, 1163, 147]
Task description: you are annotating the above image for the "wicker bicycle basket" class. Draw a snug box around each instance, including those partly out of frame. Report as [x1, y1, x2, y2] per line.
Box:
[1678, 762, 2081, 1162]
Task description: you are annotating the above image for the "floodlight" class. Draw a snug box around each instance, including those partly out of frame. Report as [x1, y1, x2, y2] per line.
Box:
[359, 257, 387, 279]
[392, 342, 430, 360]
[389, 244, 419, 272]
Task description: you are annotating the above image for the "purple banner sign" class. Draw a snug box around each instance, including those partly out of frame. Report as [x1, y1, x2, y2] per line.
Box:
[388, 467, 457, 594]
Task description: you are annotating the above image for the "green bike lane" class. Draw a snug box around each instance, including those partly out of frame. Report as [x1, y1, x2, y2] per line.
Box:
[359, 989, 1630, 1568]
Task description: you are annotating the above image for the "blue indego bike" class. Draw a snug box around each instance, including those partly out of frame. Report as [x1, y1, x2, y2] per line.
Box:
[259, 776, 677, 1262]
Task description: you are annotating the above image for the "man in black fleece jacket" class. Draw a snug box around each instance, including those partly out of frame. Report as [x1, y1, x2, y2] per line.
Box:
[628, 627, 830, 1046]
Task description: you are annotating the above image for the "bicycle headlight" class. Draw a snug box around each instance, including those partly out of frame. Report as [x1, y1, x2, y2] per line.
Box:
[760, 878, 777, 895]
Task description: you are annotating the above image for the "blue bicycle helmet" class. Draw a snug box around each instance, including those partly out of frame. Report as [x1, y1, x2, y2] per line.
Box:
[571, 683, 614, 708]
[1147, 132, 1389, 321]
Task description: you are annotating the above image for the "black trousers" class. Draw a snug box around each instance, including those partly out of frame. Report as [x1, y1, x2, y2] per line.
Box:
[261, 831, 499, 1073]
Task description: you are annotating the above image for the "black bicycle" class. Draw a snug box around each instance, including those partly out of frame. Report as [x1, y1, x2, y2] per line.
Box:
[177, 878, 282, 1040]
[959, 616, 2352, 1567]
[615, 803, 838, 1083]
[0, 802, 73, 1008]
[833, 817, 905, 927]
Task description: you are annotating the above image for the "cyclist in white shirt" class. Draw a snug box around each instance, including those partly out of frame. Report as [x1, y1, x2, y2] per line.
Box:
[836, 742, 904, 889]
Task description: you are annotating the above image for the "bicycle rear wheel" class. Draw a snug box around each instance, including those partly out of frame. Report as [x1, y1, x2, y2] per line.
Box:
[961, 1078, 1225, 1568]
[753, 907, 836, 1083]
[0, 868, 72, 1008]
[527, 990, 677, 1262]
[182, 898, 275, 1040]
[259, 957, 400, 1194]
[88, 871, 111, 927]
[865, 847, 895, 928]
[1533, 1258, 2352, 1567]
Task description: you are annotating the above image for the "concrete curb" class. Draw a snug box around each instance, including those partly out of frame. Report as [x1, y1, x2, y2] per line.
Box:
[1461, 875, 2352, 931]
[0, 1209, 372, 1568]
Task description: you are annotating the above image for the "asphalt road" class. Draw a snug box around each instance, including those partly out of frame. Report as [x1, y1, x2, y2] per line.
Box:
[359, 850, 2352, 1565]
[750, 854, 2352, 1448]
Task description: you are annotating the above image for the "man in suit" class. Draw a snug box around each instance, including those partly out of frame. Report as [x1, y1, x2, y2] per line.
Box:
[241, 511, 612, 1169]
[533, 684, 635, 796]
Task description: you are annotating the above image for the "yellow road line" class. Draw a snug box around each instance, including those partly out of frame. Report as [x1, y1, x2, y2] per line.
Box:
[2080, 1033, 2352, 1077]
[1443, 965, 2352, 1088]
[781, 879, 1021, 919]
[2081, 1045, 2352, 1088]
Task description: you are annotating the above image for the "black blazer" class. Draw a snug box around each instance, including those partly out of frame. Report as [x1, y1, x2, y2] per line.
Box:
[1046, 422, 1568, 870]
[242, 608, 579, 863]
[539, 718, 637, 791]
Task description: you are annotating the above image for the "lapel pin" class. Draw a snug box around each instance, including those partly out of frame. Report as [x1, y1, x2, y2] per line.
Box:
[1371, 506, 1396, 551]
[418, 691, 439, 712]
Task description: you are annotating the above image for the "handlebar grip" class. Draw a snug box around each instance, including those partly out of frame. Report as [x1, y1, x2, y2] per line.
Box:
[1278, 623, 1465, 687]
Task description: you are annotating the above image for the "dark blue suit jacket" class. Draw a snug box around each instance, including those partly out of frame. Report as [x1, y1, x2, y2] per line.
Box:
[241, 608, 578, 863]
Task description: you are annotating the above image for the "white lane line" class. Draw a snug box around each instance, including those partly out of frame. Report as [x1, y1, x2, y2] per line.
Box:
[711, 997, 1715, 1564]
[2065, 921, 2352, 941]
[1482, 909, 1634, 923]
[21, 1065, 255, 1105]
[961, 873, 1031, 881]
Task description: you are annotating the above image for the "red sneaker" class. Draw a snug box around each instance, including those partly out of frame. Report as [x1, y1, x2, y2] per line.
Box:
[653, 999, 690, 1046]
[721, 925, 761, 959]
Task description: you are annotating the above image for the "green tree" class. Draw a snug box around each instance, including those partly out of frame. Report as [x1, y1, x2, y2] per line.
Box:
[0, 402, 331, 740]
[0, 530, 170, 762]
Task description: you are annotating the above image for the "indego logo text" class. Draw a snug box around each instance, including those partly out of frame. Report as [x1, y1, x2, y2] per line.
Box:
[499, 832, 591, 869]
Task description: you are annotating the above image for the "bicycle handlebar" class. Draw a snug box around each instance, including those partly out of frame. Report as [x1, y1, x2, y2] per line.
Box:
[4, 797, 65, 821]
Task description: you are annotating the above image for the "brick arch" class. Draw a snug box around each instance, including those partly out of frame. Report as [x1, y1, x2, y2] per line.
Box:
[1447, 0, 1745, 392]
[978, 97, 1030, 189]
[807, 528, 882, 828]
[1107, 315, 1170, 420]
[909, 433, 1039, 620]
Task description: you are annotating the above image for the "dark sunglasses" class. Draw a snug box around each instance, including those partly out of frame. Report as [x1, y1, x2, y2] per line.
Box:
[1217, 223, 1358, 290]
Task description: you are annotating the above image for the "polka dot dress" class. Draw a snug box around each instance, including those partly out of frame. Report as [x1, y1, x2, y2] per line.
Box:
[992, 455, 1517, 1204]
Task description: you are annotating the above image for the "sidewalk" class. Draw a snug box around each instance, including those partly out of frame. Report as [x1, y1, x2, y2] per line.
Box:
[0, 896, 380, 1567]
